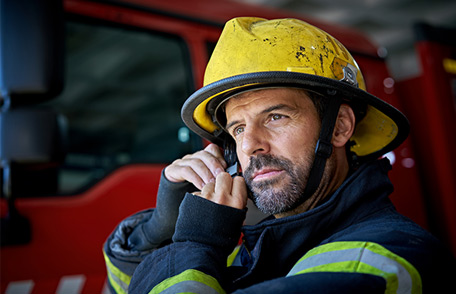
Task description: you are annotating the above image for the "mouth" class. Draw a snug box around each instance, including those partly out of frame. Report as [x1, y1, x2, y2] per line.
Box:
[252, 168, 285, 181]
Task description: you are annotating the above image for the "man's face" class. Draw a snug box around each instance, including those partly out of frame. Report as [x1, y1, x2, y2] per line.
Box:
[225, 88, 322, 215]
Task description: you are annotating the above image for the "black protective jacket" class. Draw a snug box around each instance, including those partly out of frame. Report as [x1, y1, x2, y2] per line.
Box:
[104, 159, 456, 293]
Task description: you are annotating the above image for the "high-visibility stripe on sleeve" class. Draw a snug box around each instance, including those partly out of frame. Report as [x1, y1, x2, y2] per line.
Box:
[287, 241, 421, 294]
[103, 250, 131, 294]
[149, 269, 226, 294]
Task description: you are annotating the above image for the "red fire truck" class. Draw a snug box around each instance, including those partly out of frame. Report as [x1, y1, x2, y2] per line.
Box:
[1, 0, 455, 293]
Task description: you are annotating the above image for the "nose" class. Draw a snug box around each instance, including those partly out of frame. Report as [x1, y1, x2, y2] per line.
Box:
[240, 125, 270, 157]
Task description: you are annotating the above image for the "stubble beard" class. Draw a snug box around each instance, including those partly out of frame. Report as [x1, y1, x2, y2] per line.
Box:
[243, 153, 313, 215]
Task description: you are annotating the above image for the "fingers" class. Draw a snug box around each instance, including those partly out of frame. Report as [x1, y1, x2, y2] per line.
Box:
[232, 176, 248, 209]
[200, 172, 247, 210]
[164, 144, 227, 190]
[204, 143, 228, 169]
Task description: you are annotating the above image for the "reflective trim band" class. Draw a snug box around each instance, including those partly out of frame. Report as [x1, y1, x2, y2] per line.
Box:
[103, 250, 131, 294]
[287, 241, 421, 294]
[150, 269, 225, 294]
[227, 245, 241, 267]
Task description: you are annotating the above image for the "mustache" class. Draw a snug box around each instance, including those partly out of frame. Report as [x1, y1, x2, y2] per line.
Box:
[243, 154, 293, 181]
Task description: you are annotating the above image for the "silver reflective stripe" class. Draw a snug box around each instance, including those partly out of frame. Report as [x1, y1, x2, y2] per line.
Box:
[103, 250, 131, 294]
[363, 248, 412, 293]
[106, 264, 129, 294]
[287, 244, 416, 294]
[158, 280, 220, 294]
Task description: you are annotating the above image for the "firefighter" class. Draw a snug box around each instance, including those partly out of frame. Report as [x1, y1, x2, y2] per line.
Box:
[104, 17, 456, 293]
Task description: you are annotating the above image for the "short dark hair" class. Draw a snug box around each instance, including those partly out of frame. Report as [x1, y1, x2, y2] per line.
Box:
[305, 90, 326, 121]
[306, 89, 367, 125]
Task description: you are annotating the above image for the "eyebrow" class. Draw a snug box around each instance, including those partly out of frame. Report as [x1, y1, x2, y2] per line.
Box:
[225, 103, 295, 131]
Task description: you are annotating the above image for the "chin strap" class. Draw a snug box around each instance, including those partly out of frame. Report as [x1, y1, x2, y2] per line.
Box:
[300, 92, 342, 205]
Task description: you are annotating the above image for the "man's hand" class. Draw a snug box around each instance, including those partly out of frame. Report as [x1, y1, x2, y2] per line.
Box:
[164, 144, 228, 191]
[200, 173, 248, 210]
[165, 143, 248, 210]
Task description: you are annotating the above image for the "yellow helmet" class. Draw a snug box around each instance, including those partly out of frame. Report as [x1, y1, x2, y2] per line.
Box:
[182, 17, 409, 162]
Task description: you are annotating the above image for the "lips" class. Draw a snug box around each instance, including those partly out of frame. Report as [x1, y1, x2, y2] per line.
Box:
[252, 168, 284, 181]
[243, 154, 291, 184]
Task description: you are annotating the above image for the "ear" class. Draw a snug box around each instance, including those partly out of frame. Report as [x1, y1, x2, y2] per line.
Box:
[332, 104, 356, 148]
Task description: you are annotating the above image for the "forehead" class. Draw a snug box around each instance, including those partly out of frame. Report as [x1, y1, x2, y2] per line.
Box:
[224, 87, 313, 117]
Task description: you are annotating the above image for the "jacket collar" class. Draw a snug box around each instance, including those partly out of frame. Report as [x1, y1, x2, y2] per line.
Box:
[239, 158, 394, 279]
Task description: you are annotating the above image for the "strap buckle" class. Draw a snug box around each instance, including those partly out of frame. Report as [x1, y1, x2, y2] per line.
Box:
[315, 139, 333, 159]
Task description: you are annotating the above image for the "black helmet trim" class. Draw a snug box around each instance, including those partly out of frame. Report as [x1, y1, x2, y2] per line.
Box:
[181, 71, 409, 162]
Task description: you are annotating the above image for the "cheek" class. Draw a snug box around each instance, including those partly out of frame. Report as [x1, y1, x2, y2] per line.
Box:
[274, 137, 299, 159]
[236, 145, 249, 171]
[274, 128, 317, 158]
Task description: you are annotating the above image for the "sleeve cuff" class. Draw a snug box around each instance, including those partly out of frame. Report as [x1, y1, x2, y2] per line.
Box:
[173, 193, 246, 252]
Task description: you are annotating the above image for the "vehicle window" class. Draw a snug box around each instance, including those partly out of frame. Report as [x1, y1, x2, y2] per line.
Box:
[40, 20, 200, 194]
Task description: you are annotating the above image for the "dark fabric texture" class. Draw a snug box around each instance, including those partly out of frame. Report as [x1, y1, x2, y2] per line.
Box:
[106, 159, 456, 293]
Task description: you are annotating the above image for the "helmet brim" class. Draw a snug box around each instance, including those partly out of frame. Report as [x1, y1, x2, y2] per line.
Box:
[181, 71, 409, 162]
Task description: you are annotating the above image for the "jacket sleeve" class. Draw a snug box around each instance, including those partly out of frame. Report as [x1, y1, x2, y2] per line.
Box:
[103, 170, 194, 294]
[128, 193, 247, 294]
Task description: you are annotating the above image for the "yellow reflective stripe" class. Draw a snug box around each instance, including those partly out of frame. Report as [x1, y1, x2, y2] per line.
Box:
[150, 269, 225, 294]
[287, 241, 422, 294]
[103, 250, 132, 294]
[227, 246, 241, 267]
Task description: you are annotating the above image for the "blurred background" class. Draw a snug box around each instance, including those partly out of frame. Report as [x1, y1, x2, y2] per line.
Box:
[1, 1, 455, 293]
[235, 0, 456, 80]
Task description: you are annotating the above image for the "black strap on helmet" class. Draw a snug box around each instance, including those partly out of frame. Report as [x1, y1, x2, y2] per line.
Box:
[299, 91, 342, 205]
[223, 136, 241, 177]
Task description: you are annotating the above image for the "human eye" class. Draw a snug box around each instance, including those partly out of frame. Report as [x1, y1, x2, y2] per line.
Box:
[271, 114, 282, 120]
[232, 125, 245, 137]
[270, 113, 286, 121]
